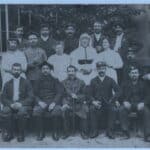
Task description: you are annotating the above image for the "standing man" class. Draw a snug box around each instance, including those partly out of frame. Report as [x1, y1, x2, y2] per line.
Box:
[91, 21, 105, 53]
[64, 23, 78, 54]
[1, 37, 27, 87]
[62, 65, 89, 139]
[119, 66, 146, 139]
[47, 41, 71, 82]
[15, 26, 28, 51]
[32, 62, 63, 141]
[38, 24, 56, 57]
[24, 32, 47, 92]
[88, 61, 121, 139]
[0, 63, 33, 142]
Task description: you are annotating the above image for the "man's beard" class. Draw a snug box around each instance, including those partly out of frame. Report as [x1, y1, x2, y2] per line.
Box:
[13, 73, 20, 78]
[98, 72, 105, 77]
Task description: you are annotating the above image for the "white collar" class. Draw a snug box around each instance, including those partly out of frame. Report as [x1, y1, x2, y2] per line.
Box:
[41, 35, 49, 41]
[98, 75, 105, 82]
[13, 76, 21, 81]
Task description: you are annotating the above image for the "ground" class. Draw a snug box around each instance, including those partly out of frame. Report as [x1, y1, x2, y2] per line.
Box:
[0, 132, 149, 148]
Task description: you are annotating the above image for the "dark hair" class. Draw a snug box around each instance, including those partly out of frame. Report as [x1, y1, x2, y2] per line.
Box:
[40, 24, 49, 30]
[12, 63, 21, 68]
[27, 32, 39, 38]
[40, 61, 54, 70]
[128, 65, 139, 74]
[67, 65, 77, 72]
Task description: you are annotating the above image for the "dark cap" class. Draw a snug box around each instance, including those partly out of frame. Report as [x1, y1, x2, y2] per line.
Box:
[40, 24, 49, 29]
[40, 61, 54, 70]
[96, 61, 107, 68]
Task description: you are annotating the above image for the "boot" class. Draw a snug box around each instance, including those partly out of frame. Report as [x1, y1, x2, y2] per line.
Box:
[35, 116, 45, 141]
[52, 116, 60, 141]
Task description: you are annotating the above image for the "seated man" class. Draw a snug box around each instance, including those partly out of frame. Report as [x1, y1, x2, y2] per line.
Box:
[32, 62, 63, 141]
[88, 61, 121, 139]
[0, 63, 33, 142]
[62, 65, 89, 139]
[119, 66, 146, 139]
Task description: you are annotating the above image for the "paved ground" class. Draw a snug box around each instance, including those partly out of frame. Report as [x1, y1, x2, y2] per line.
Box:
[0, 133, 149, 148]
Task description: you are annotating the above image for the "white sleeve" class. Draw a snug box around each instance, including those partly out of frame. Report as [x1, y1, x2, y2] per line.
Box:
[20, 52, 27, 71]
[114, 53, 123, 69]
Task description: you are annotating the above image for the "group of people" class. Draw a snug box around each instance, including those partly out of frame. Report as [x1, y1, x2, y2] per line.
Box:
[0, 20, 150, 143]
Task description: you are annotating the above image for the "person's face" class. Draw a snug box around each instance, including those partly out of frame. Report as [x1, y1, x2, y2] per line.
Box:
[94, 22, 102, 34]
[28, 35, 38, 47]
[102, 39, 110, 50]
[16, 27, 24, 37]
[12, 65, 22, 78]
[67, 67, 76, 78]
[127, 51, 135, 60]
[80, 37, 90, 48]
[8, 40, 17, 51]
[115, 25, 123, 35]
[97, 66, 106, 77]
[65, 26, 75, 36]
[40, 27, 50, 37]
[55, 44, 64, 55]
[42, 65, 51, 76]
[129, 69, 139, 81]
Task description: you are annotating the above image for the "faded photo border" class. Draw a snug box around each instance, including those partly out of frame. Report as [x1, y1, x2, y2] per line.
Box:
[0, 0, 150, 149]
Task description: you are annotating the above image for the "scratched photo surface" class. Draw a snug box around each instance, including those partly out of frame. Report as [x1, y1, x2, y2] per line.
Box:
[0, 5, 149, 148]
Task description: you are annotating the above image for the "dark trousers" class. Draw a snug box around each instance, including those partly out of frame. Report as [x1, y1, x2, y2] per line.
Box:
[119, 104, 144, 132]
[0, 106, 30, 136]
[88, 104, 117, 134]
[62, 108, 88, 135]
[143, 106, 150, 137]
[33, 105, 62, 135]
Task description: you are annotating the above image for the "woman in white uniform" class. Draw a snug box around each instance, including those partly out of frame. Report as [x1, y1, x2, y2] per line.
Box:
[95, 37, 123, 83]
[70, 33, 97, 85]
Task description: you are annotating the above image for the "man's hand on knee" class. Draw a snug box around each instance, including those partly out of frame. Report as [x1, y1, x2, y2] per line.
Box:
[11, 102, 22, 110]
[38, 101, 47, 109]
[123, 101, 131, 110]
[48, 102, 56, 111]
[62, 104, 70, 111]
[137, 102, 144, 111]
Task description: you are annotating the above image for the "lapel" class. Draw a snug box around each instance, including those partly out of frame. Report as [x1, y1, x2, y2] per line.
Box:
[9, 79, 13, 99]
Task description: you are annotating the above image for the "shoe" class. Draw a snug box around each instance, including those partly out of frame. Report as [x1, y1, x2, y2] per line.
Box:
[61, 133, 70, 139]
[37, 132, 45, 141]
[2, 130, 13, 142]
[144, 136, 150, 142]
[81, 132, 89, 139]
[52, 132, 59, 141]
[107, 131, 115, 139]
[90, 131, 99, 139]
[17, 136, 24, 142]
[120, 130, 130, 140]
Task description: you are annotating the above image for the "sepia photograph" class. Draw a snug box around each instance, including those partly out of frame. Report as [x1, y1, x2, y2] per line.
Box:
[0, 3, 149, 148]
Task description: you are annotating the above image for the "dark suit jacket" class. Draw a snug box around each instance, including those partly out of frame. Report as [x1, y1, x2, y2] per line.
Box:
[89, 76, 121, 105]
[120, 79, 146, 104]
[35, 74, 64, 105]
[1, 77, 34, 107]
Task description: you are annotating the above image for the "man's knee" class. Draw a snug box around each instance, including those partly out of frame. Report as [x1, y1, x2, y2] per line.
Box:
[17, 106, 30, 118]
[51, 105, 62, 117]
[0, 106, 12, 118]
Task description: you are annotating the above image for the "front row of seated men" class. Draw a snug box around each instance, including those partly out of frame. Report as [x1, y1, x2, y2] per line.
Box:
[0, 61, 150, 142]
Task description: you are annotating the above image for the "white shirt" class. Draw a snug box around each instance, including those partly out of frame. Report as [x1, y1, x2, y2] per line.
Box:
[48, 54, 71, 81]
[1, 50, 27, 87]
[95, 49, 123, 83]
[13, 77, 20, 102]
[98, 76, 105, 82]
[94, 33, 101, 41]
[114, 33, 124, 52]
[41, 35, 49, 42]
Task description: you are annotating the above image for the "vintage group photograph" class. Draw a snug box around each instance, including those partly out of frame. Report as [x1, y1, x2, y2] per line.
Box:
[0, 4, 149, 148]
